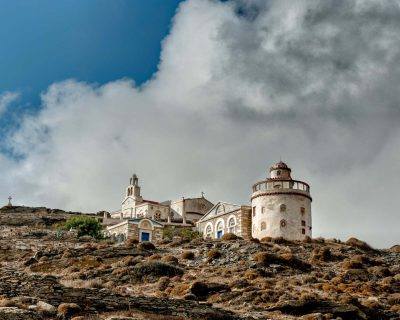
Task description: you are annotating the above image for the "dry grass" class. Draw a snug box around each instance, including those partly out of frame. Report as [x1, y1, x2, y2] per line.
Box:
[138, 242, 156, 251]
[346, 237, 373, 251]
[61, 278, 104, 289]
[207, 249, 221, 261]
[221, 233, 238, 241]
[181, 251, 195, 260]
[162, 255, 178, 264]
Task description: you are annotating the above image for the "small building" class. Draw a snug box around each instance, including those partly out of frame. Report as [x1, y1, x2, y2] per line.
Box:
[106, 218, 163, 242]
[197, 202, 252, 240]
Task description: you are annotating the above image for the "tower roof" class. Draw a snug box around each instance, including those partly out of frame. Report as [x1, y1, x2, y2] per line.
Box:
[270, 161, 291, 172]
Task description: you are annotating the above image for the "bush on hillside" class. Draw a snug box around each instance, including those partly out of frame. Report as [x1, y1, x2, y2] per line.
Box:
[221, 233, 238, 241]
[125, 238, 139, 247]
[62, 216, 103, 239]
[132, 261, 184, 280]
[253, 251, 311, 271]
[162, 255, 179, 264]
[163, 226, 201, 241]
[207, 249, 222, 261]
[181, 251, 195, 260]
[138, 241, 156, 251]
[346, 237, 373, 251]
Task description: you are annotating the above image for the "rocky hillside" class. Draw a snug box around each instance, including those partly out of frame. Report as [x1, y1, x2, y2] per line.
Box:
[0, 206, 398, 320]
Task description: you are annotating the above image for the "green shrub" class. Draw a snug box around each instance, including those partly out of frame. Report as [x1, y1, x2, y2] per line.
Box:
[62, 216, 103, 239]
[162, 226, 201, 241]
[180, 228, 201, 241]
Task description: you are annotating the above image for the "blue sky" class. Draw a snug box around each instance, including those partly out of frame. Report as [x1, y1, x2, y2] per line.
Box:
[0, 0, 183, 134]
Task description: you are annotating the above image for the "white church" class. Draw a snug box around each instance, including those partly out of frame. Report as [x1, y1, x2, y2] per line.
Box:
[106, 174, 213, 242]
[106, 161, 312, 242]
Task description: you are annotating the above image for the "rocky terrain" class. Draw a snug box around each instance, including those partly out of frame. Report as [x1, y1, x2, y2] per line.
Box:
[0, 206, 398, 320]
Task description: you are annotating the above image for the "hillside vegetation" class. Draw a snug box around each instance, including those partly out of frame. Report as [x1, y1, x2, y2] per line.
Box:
[0, 206, 398, 320]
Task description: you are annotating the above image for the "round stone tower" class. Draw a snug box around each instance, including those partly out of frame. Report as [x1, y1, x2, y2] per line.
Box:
[251, 161, 312, 241]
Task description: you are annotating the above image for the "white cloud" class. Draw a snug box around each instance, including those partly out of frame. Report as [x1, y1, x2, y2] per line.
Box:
[0, 91, 19, 117]
[2, 0, 400, 248]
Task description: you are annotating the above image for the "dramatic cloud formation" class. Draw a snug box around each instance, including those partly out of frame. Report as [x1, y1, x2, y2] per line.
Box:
[1, 0, 400, 247]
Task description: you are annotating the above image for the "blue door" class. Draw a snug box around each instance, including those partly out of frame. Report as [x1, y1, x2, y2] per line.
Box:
[141, 232, 150, 242]
[217, 231, 223, 239]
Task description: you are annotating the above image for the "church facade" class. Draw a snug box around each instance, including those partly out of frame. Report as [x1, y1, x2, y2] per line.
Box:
[197, 162, 312, 241]
[106, 174, 213, 242]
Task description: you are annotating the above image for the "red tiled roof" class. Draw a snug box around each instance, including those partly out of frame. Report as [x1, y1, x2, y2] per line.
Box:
[143, 199, 160, 205]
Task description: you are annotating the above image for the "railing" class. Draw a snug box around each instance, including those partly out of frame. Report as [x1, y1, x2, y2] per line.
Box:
[252, 179, 310, 193]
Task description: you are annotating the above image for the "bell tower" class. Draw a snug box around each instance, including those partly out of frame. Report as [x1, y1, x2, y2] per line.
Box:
[127, 174, 142, 200]
[121, 174, 143, 218]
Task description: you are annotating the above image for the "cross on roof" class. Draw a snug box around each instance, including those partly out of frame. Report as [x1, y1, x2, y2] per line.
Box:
[7, 196, 12, 206]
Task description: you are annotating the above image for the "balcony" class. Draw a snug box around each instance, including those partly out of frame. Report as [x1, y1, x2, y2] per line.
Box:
[252, 179, 310, 194]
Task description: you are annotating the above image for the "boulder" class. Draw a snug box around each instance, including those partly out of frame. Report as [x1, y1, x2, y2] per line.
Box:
[36, 301, 56, 314]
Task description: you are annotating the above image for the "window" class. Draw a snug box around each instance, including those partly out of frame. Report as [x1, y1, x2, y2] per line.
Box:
[280, 204, 286, 212]
[205, 225, 212, 238]
[261, 207, 265, 214]
[228, 217, 236, 233]
[302, 228, 306, 234]
[252, 206, 256, 217]
[261, 222, 266, 231]
[301, 220, 306, 226]
[216, 221, 224, 239]
[301, 207, 305, 215]
[154, 211, 161, 220]
[280, 219, 287, 228]
[277, 170, 281, 176]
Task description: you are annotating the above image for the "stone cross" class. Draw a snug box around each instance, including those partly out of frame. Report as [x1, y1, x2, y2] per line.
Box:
[7, 196, 12, 206]
[201, 191, 205, 198]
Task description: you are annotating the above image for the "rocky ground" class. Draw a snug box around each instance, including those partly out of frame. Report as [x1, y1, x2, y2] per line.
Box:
[0, 206, 398, 320]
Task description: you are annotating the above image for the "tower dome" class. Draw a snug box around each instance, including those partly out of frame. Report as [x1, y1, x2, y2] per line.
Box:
[269, 161, 292, 179]
[251, 162, 312, 241]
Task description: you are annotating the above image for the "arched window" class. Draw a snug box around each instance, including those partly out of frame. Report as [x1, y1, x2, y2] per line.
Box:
[261, 221, 266, 230]
[300, 207, 305, 215]
[228, 217, 236, 233]
[216, 221, 224, 239]
[280, 204, 286, 212]
[280, 219, 287, 228]
[205, 225, 212, 238]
